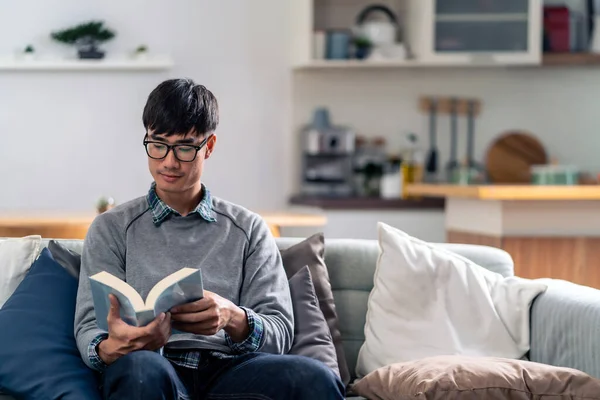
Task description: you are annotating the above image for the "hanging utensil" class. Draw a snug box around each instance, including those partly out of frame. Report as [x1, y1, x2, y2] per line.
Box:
[466, 100, 475, 169]
[425, 98, 438, 181]
[445, 98, 459, 182]
[465, 99, 488, 183]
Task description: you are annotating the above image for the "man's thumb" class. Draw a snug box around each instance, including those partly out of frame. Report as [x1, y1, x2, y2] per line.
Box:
[108, 294, 120, 319]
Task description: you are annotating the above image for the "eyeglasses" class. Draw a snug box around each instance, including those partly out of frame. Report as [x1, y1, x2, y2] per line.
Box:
[143, 134, 212, 162]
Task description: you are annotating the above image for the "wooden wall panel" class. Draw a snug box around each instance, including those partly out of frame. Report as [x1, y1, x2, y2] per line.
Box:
[503, 237, 579, 282]
[447, 231, 503, 248]
[448, 230, 600, 290]
[583, 238, 600, 289]
[0, 225, 89, 240]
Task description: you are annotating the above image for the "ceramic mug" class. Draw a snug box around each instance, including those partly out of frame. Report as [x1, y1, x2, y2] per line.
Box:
[326, 30, 351, 59]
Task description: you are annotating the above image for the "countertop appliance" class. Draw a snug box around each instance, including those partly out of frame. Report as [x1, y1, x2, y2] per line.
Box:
[301, 108, 355, 196]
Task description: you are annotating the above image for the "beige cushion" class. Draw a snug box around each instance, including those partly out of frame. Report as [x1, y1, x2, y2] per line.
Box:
[353, 355, 600, 399]
[0, 235, 41, 308]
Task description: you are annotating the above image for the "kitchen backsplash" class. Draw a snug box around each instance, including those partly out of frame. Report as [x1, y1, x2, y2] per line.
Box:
[292, 66, 600, 194]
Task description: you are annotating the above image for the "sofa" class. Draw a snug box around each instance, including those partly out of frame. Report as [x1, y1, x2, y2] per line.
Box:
[1, 236, 600, 400]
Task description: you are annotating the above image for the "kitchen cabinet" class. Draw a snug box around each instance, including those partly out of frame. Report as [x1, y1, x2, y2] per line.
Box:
[290, 0, 544, 68]
[405, 0, 543, 65]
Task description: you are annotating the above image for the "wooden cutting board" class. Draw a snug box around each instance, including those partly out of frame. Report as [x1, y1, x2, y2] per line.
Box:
[485, 131, 548, 184]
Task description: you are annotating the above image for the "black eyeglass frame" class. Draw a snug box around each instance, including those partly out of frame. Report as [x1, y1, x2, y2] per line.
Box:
[143, 133, 213, 162]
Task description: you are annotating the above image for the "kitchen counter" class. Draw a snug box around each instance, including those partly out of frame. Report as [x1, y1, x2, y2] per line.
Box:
[404, 184, 600, 289]
[405, 183, 600, 200]
[0, 211, 327, 239]
[289, 194, 445, 210]
[287, 194, 446, 243]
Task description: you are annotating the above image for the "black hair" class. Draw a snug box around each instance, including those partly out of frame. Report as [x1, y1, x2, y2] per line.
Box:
[142, 78, 219, 137]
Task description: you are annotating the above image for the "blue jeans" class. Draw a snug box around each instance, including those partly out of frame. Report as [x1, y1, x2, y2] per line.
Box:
[100, 350, 346, 399]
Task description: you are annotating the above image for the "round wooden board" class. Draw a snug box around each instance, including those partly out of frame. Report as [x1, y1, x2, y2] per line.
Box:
[485, 131, 548, 184]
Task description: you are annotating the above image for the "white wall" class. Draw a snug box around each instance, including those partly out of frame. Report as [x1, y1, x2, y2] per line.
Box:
[282, 209, 445, 243]
[3, 1, 600, 243]
[0, 0, 292, 213]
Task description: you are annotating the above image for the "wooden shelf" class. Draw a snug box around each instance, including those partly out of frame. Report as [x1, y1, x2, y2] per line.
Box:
[405, 184, 600, 201]
[541, 52, 600, 66]
[0, 55, 174, 71]
[289, 195, 445, 210]
[0, 211, 324, 239]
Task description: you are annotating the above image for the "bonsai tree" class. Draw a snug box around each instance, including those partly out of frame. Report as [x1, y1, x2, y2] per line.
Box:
[51, 20, 115, 59]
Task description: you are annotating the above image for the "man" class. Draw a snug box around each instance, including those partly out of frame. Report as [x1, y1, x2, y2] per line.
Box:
[74, 78, 345, 399]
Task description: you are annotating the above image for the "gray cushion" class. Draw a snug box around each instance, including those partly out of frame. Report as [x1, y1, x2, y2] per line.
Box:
[287, 266, 339, 377]
[280, 233, 350, 386]
[48, 240, 81, 278]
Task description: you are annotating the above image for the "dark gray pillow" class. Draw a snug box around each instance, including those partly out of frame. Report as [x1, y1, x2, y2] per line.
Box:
[288, 266, 339, 377]
[48, 241, 81, 279]
[280, 233, 349, 385]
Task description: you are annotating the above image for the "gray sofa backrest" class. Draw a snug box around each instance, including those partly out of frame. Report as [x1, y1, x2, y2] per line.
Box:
[7, 237, 515, 382]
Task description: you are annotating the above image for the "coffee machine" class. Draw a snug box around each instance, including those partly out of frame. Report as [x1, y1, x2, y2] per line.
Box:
[300, 108, 355, 196]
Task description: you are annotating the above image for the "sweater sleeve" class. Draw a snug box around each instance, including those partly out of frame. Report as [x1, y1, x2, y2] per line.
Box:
[74, 212, 127, 371]
[233, 216, 294, 354]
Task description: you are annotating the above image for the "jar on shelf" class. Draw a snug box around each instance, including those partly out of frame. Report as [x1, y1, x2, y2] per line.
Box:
[352, 136, 386, 196]
[380, 157, 402, 198]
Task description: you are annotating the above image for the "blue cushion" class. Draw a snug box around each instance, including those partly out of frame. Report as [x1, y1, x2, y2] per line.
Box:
[0, 248, 101, 399]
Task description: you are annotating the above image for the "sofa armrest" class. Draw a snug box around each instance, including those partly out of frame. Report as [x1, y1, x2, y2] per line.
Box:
[530, 279, 600, 378]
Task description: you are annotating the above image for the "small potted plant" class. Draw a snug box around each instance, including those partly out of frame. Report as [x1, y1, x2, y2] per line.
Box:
[51, 20, 116, 59]
[353, 36, 372, 60]
[134, 44, 148, 60]
[96, 197, 116, 214]
[23, 45, 35, 61]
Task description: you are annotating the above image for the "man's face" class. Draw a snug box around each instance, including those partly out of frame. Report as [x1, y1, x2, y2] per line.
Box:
[145, 129, 216, 195]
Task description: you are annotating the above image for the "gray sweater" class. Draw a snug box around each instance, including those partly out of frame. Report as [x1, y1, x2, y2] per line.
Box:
[74, 189, 294, 371]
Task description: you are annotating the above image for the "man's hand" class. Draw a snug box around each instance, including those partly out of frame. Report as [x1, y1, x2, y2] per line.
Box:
[97, 294, 171, 365]
[170, 290, 250, 342]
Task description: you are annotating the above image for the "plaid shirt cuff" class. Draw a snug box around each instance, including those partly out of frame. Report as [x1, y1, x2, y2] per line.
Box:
[225, 307, 263, 353]
[88, 333, 109, 372]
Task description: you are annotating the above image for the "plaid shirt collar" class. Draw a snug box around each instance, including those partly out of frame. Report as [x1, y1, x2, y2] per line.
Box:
[146, 181, 217, 226]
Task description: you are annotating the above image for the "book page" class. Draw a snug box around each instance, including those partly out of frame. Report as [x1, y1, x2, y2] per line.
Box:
[148, 268, 204, 314]
[90, 271, 145, 310]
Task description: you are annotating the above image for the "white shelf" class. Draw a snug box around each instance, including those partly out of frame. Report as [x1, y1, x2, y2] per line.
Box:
[294, 53, 600, 70]
[0, 55, 174, 71]
[294, 59, 425, 70]
[293, 58, 536, 70]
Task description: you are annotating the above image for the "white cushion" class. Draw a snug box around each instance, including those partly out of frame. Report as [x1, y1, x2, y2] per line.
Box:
[0, 235, 41, 308]
[355, 222, 548, 378]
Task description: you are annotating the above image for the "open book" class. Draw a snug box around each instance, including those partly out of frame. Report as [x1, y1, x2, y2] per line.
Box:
[90, 268, 204, 330]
